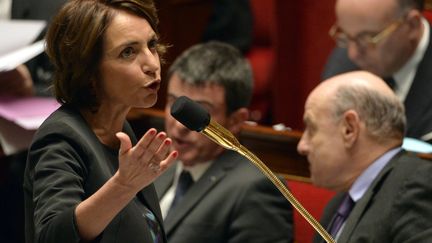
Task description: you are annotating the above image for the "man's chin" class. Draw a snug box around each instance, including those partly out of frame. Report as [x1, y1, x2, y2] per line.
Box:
[179, 155, 198, 167]
[360, 65, 388, 77]
[181, 160, 198, 167]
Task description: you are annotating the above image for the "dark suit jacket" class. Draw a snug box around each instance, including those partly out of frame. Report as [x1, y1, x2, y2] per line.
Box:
[23, 105, 166, 243]
[321, 33, 432, 142]
[154, 150, 293, 243]
[11, 0, 65, 21]
[202, 0, 252, 54]
[314, 150, 432, 243]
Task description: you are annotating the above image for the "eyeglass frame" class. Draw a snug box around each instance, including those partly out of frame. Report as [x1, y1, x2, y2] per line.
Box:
[329, 17, 405, 50]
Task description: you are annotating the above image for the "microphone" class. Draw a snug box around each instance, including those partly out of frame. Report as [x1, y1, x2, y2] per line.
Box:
[170, 96, 335, 243]
[170, 95, 242, 151]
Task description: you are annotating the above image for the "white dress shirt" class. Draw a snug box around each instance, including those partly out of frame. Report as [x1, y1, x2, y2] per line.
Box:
[159, 160, 213, 219]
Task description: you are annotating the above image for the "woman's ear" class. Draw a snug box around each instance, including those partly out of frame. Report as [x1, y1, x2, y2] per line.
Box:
[226, 107, 249, 135]
[341, 109, 360, 148]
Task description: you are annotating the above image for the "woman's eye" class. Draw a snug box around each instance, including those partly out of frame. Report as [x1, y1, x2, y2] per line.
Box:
[148, 39, 158, 50]
[120, 47, 136, 59]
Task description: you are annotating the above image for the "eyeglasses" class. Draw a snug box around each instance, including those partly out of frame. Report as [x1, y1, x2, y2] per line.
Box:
[329, 19, 404, 50]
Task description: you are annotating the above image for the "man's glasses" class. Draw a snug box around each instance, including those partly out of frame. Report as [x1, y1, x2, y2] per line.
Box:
[329, 18, 404, 50]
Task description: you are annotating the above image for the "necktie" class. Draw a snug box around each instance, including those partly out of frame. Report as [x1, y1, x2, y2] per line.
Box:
[132, 198, 163, 243]
[384, 76, 396, 90]
[328, 193, 355, 238]
[143, 207, 163, 243]
[170, 170, 194, 210]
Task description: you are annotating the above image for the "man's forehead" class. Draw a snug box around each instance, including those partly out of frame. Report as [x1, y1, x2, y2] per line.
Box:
[304, 95, 326, 119]
[336, 0, 398, 31]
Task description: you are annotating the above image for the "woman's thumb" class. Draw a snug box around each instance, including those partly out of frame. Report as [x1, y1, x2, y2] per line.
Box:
[116, 132, 132, 155]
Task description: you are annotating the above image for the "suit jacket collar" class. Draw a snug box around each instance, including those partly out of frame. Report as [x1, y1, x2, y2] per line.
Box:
[154, 164, 176, 199]
[337, 150, 405, 243]
[162, 150, 240, 235]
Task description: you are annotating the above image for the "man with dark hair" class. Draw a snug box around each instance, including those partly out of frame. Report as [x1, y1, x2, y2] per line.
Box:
[322, 0, 432, 142]
[154, 41, 293, 243]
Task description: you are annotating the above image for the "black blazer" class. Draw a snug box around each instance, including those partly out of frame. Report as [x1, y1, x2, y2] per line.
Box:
[321, 29, 432, 142]
[11, 0, 65, 21]
[314, 150, 432, 243]
[23, 105, 166, 243]
[154, 150, 294, 243]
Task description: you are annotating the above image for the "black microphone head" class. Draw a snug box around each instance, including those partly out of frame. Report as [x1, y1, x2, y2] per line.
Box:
[170, 96, 210, 132]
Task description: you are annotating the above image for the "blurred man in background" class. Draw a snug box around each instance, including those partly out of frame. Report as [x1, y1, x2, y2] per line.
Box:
[322, 0, 432, 142]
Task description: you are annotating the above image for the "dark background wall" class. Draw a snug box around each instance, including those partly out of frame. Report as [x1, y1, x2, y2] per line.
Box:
[153, 0, 337, 130]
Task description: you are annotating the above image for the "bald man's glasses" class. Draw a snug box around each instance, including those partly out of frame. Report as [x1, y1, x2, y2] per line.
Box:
[329, 19, 404, 50]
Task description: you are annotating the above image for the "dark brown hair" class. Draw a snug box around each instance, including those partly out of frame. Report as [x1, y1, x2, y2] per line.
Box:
[45, 0, 165, 109]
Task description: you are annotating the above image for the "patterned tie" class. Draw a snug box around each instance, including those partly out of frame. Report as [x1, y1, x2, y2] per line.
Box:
[143, 207, 163, 243]
[170, 170, 194, 211]
[328, 193, 355, 238]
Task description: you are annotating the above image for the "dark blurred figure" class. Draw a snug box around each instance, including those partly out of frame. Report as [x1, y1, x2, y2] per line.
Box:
[202, 0, 253, 54]
[0, 1, 66, 243]
[153, 0, 253, 110]
[11, 0, 67, 96]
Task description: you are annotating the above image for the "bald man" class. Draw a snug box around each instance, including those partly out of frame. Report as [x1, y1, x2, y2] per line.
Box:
[321, 0, 432, 143]
[298, 71, 432, 243]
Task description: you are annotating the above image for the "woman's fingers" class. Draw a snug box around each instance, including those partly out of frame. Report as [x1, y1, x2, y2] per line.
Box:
[155, 138, 173, 160]
[146, 138, 173, 173]
[159, 150, 178, 171]
[139, 132, 167, 162]
[116, 132, 132, 155]
[116, 129, 178, 189]
[131, 128, 158, 158]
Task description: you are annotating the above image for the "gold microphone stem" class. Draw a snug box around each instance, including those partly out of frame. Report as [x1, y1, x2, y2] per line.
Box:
[202, 121, 335, 243]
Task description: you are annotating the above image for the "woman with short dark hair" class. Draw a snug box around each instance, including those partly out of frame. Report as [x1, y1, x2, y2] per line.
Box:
[23, 1, 177, 242]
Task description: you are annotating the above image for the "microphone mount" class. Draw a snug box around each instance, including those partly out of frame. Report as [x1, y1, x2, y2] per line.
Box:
[171, 96, 335, 243]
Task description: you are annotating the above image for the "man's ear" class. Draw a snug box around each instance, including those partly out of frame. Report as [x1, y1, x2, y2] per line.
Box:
[406, 9, 423, 38]
[227, 108, 249, 135]
[341, 110, 360, 148]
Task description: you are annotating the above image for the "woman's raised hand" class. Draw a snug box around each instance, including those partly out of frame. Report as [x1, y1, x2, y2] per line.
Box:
[114, 128, 178, 192]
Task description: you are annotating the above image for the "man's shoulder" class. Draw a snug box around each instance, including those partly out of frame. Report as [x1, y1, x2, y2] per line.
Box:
[392, 151, 432, 172]
[375, 151, 432, 197]
[218, 153, 282, 190]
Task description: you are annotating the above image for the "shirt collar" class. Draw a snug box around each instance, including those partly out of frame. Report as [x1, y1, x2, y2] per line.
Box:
[393, 17, 429, 101]
[176, 160, 213, 182]
[349, 147, 402, 202]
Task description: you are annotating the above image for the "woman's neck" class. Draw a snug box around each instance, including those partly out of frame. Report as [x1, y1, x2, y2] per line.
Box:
[80, 104, 130, 149]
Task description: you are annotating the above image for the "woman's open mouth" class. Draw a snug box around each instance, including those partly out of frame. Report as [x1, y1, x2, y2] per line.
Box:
[145, 79, 161, 91]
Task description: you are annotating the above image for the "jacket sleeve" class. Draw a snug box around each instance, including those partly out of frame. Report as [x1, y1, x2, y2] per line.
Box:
[26, 135, 87, 243]
[228, 176, 294, 243]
